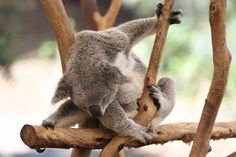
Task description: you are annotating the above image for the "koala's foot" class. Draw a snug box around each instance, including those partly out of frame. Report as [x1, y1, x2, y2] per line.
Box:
[148, 85, 163, 110]
[155, 3, 183, 24]
[42, 119, 55, 129]
[127, 122, 152, 144]
[170, 9, 183, 24]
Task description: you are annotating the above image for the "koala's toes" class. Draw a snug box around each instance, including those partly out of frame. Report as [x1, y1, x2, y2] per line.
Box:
[135, 131, 152, 144]
[148, 85, 162, 110]
[133, 125, 153, 144]
[148, 85, 161, 93]
[42, 119, 55, 129]
[170, 9, 183, 24]
[155, 3, 164, 17]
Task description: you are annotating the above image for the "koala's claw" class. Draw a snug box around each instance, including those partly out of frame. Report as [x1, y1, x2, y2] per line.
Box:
[156, 3, 164, 17]
[148, 85, 162, 110]
[42, 119, 55, 129]
[131, 124, 152, 144]
[170, 9, 183, 24]
[155, 2, 183, 25]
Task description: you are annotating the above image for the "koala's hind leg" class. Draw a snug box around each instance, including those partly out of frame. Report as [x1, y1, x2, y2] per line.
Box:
[42, 100, 90, 128]
[99, 100, 152, 143]
[148, 77, 176, 130]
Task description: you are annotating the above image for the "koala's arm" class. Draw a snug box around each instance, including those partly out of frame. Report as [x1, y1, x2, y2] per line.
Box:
[116, 5, 182, 46]
[42, 100, 90, 128]
[117, 17, 157, 46]
[99, 100, 151, 143]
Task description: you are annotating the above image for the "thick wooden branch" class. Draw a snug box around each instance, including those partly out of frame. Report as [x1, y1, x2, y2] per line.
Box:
[20, 121, 236, 150]
[100, 1, 175, 157]
[80, 0, 121, 30]
[40, 0, 75, 72]
[189, 0, 232, 156]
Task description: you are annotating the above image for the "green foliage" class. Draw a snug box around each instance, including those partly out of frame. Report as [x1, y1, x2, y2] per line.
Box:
[37, 41, 58, 60]
[0, 2, 22, 67]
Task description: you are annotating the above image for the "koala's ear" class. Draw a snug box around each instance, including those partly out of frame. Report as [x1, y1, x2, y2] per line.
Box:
[105, 65, 130, 85]
[51, 74, 72, 104]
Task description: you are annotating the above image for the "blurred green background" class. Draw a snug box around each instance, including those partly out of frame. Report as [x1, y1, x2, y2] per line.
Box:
[0, 0, 235, 157]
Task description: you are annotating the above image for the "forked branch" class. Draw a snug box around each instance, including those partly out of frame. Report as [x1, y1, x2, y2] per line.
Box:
[189, 0, 232, 156]
[80, 0, 121, 30]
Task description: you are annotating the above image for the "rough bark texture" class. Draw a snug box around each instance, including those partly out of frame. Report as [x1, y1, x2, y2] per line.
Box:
[40, 0, 75, 72]
[80, 0, 121, 30]
[189, 0, 232, 157]
[20, 121, 236, 149]
[100, 0, 175, 157]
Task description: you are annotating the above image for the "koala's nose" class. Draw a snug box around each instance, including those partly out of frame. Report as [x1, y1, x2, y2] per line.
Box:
[88, 105, 103, 118]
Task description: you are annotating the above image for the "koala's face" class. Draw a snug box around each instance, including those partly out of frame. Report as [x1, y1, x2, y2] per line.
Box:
[51, 61, 129, 119]
[71, 80, 118, 118]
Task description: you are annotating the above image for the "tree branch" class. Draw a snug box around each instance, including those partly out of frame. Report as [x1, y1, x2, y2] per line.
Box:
[189, 0, 232, 156]
[40, 0, 75, 72]
[20, 121, 236, 150]
[80, 0, 121, 30]
[80, 0, 102, 30]
[102, 0, 122, 29]
[100, 1, 175, 156]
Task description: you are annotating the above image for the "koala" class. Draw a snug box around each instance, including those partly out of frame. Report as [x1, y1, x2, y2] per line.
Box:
[42, 4, 181, 143]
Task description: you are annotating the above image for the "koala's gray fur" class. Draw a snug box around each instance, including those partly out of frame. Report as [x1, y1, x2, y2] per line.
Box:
[42, 8, 181, 143]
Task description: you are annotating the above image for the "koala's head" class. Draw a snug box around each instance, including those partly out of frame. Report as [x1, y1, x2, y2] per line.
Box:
[51, 61, 129, 119]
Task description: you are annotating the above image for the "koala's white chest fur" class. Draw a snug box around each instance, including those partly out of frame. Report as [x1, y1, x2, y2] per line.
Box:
[112, 52, 144, 105]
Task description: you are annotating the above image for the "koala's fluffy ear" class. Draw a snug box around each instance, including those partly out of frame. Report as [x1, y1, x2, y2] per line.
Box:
[104, 65, 130, 85]
[51, 74, 72, 104]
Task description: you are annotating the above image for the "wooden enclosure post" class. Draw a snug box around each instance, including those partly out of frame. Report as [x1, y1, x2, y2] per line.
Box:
[189, 0, 232, 156]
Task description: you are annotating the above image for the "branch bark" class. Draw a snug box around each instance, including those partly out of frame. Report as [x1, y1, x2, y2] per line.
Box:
[40, 0, 75, 72]
[20, 121, 236, 150]
[189, 0, 231, 156]
[100, 0, 175, 156]
[80, 0, 121, 30]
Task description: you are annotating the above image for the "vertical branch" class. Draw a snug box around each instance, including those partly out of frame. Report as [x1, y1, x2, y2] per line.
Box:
[189, 0, 231, 156]
[100, 0, 175, 157]
[40, 0, 75, 72]
[80, 0, 121, 30]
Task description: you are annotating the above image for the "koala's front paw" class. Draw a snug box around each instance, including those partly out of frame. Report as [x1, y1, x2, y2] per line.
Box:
[42, 119, 55, 129]
[130, 124, 152, 144]
[170, 9, 183, 24]
[148, 85, 162, 110]
[155, 3, 183, 25]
